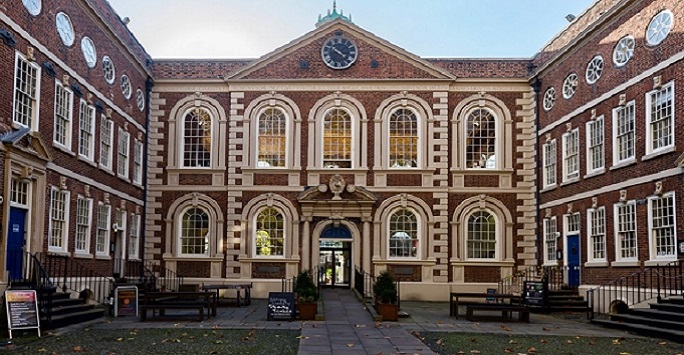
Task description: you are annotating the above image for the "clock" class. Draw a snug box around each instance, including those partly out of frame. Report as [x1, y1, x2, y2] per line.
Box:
[81, 37, 97, 68]
[22, 0, 41, 16]
[321, 35, 358, 70]
[56, 12, 75, 46]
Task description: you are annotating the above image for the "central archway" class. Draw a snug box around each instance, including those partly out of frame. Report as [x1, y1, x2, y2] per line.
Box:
[318, 225, 352, 288]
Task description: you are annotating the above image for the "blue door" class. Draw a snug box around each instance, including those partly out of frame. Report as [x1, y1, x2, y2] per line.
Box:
[6, 207, 27, 280]
[566, 234, 580, 287]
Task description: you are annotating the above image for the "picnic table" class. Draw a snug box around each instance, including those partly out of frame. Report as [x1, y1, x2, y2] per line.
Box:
[449, 292, 523, 319]
[201, 283, 252, 307]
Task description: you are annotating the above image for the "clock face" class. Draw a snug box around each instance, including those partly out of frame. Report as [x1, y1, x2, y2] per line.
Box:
[81, 37, 97, 68]
[56, 12, 75, 46]
[22, 0, 41, 15]
[321, 35, 358, 70]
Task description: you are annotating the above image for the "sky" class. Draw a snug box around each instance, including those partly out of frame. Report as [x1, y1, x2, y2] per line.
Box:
[106, 0, 597, 59]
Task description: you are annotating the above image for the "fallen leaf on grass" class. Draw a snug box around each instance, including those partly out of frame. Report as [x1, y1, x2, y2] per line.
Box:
[470, 351, 481, 354]
[509, 339, 518, 344]
[658, 342, 667, 345]
[435, 338, 444, 345]
[72, 346, 86, 352]
[566, 340, 573, 344]
[116, 337, 124, 342]
[295, 336, 309, 339]
[539, 339, 547, 343]
[504, 348, 514, 353]
[500, 324, 511, 331]
[619, 352, 631, 355]
[528, 347, 538, 354]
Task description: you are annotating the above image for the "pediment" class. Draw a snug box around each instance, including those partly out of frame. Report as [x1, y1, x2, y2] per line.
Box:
[0, 127, 53, 162]
[298, 174, 377, 204]
[226, 19, 455, 81]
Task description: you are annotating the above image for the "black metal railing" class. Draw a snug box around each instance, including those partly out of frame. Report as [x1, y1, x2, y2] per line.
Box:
[282, 267, 321, 294]
[498, 265, 574, 295]
[123, 259, 183, 292]
[352, 268, 401, 309]
[7, 251, 56, 324]
[37, 253, 113, 305]
[587, 261, 683, 320]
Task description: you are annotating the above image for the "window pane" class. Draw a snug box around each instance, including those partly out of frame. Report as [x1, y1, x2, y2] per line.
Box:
[255, 207, 284, 256]
[389, 209, 418, 258]
[257, 108, 286, 167]
[181, 208, 209, 255]
[467, 211, 496, 259]
[183, 108, 212, 167]
[323, 109, 352, 168]
[389, 108, 418, 168]
[466, 109, 496, 169]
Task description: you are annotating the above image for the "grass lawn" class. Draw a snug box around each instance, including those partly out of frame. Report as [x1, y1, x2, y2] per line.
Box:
[419, 332, 684, 355]
[9, 328, 300, 355]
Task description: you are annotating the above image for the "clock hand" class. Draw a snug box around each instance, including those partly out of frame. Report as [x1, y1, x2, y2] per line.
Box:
[332, 46, 344, 57]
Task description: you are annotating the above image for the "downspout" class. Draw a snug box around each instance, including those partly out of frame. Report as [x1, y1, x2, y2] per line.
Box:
[530, 68, 542, 268]
[141, 72, 154, 266]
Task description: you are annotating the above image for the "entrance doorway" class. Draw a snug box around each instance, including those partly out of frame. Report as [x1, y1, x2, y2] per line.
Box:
[318, 241, 351, 288]
[6, 207, 27, 280]
[566, 234, 580, 287]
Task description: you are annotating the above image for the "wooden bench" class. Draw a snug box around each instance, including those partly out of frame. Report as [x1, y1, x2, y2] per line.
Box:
[140, 292, 216, 321]
[465, 304, 530, 322]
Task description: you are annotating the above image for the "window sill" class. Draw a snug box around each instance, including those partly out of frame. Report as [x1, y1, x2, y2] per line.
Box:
[450, 260, 514, 267]
[95, 254, 111, 260]
[242, 167, 305, 174]
[610, 159, 636, 171]
[99, 166, 115, 176]
[48, 249, 70, 256]
[543, 261, 558, 267]
[611, 260, 640, 267]
[164, 256, 224, 262]
[166, 167, 220, 174]
[642, 145, 676, 161]
[584, 261, 609, 268]
[644, 259, 677, 267]
[73, 252, 93, 259]
[450, 168, 515, 175]
[377, 168, 436, 174]
[118, 176, 131, 183]
[239, 257, 299, 263]
[561, 177, 580, 186]
[306, 167, 370, 173]
[78, 155, 98, 167]
[540, 184, 557, 193]
[53, 144, 75, 156]
[583, 168, 605, 179]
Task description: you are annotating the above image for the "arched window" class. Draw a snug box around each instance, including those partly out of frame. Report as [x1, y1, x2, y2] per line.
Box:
[255, 207, 284, 257]
[466, 109, 496, 169]
[389, 108, 418, 168]
[389, 209, 418, 258]
[467, 210, 497, 259]
[180, 207, 209, 255]
[323, 108, 352, 168]
[182, 108, 211, 167]
[257, 108, 287, 167]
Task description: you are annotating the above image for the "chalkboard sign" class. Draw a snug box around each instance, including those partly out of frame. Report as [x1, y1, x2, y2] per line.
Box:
[114, 286, 138, 317]
[522, 280, 548, 307]
[267, 292, 295, 321]
[4, 290, 41, 338]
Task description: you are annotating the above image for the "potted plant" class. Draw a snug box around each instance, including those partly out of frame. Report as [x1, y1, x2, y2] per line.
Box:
[373, 271, 399, 321]
[294, 270, 319, 320]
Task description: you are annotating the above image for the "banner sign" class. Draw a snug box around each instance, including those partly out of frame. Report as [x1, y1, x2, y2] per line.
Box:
[5, 290, 41, 338]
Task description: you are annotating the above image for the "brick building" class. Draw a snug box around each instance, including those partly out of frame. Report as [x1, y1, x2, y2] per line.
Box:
[1, 0, 682, 303]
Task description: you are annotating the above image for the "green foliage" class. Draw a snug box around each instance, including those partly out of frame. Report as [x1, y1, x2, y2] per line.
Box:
[295, 270, 319, 302]
[373, 271, 398, 304]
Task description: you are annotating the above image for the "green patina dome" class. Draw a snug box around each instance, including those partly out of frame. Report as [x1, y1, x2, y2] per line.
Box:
[316, 1, 353, 27]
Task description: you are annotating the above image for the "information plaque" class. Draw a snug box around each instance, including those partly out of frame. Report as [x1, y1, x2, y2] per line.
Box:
[266, 292, 295, 321]
[114, 286, 139, 317]
[522, 280, 548, 308]
[4, 290, 41, 338]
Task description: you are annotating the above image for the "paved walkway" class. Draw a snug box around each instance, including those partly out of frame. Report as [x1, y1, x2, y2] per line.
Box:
[83, 288, 639, 355]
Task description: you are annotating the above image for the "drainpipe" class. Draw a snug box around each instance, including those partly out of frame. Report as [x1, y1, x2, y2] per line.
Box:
[141, 74, 153, 268]
[530, 70, 542, 268]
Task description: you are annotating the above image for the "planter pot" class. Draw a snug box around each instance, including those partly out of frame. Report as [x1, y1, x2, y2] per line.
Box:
[297, 302, 317, 320]
[376, 302, 398, 321]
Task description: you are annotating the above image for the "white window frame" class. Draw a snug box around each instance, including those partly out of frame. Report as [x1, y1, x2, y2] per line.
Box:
[53, 79, 74, 150]
[181, 108, 213, 168]
[647, 192, 677, 262]
[614, 201, 638, 262]
[465, 210, 498, 261]
[587, 207, 607, 263]
[612, 101, 636, 166]
[75, 196, 93, 255]
[389, 107, 421, 169]
[78, 99, 96, 161]
[99, 115, 113, 170]
[543, 217, 558, 265]
[96, 203, 111, 256]
[48, 187, 70, 252]
[542, 139, 557, 188]
[585, 116, 604, 175]
[255, 107, 289, 168]
[562, 128, 580, 182]
[645, 81, 675, 156]
[128, 213, 140, 259]
[117, 128, 130, 179]
[253, 207, 285, 258]
[387, 208, 421, 260]
[12, 52, 42, 131]
[133, 139, 143, 185]
[321, 107, 356, 169]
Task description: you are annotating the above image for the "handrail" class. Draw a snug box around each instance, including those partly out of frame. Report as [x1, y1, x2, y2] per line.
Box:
[498, 264, 575, 295]
[586, 260, 683, 320]
[353, 267, 401, 309]
[37, 253, 113, 305]
[122, 259, 183, 292]
[8, 251, 57, 325]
